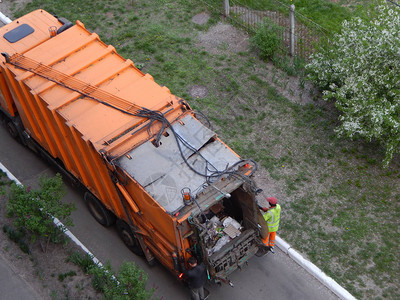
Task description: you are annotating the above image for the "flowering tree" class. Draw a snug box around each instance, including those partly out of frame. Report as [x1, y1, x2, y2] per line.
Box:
[306, 4, 400, 166]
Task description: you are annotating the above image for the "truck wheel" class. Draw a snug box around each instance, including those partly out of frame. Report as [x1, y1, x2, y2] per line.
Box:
[84, 192, 116, 227]
[7, 121, 19, 140]
[116, 220, 144, 256]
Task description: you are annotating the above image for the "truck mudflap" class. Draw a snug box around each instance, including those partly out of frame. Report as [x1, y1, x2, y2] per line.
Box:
[208, 229, 258, 278]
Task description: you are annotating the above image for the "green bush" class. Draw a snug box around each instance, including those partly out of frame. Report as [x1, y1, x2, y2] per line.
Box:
[250, 19, 284, 60]
[68, 251, 153, 299]
[90, 262, 153, 300]
[6, 174, 75, 251]
[67, 252, 96, 274]
[2, 224, 30, 254]
[272, 55, 306, 77]
[111, 262, 153, 300]
[58, 270, 77, 282]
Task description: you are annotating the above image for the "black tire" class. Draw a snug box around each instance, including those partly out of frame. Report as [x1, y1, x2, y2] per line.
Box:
[116, 220, 144, 256]
[7, 121, 19, 140]
[84, 192, 116, 227]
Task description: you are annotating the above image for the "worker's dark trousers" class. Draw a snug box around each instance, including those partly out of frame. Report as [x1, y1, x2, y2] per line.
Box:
[190, 286, 205, 300]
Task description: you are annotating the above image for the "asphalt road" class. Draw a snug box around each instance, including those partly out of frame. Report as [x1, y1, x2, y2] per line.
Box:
[0, 119, 340, 300]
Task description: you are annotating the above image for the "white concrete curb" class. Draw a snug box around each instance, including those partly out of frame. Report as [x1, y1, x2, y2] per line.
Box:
[0, 11, 12, 24]
[0, 162, 104, 268]
[276, 236, 356, 300]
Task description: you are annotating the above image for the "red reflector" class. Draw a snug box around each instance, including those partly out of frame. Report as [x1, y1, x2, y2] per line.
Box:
[179, 273, 184, 279]
[175, 212, 180, 217]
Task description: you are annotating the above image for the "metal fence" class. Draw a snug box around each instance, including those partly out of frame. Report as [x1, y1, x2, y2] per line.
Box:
[199, 0, 328, 59]
[290, 7, 329, 58]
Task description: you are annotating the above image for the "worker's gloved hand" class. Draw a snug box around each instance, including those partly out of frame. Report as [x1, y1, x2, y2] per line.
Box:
[257, 204, 268, 212]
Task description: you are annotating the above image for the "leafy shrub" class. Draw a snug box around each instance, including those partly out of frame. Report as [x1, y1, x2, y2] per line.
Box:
[67, 252, 96, 274]
[2, 224, 30, 254]
[6, 174, 75, 250]
[306, 4, 400, 166]
[111, 262, 153, 300]
[250, 18, 284, 60]
[272, 55, 306, 77]
[90, 262, 153, 300]
[68, 251, 153, 299]
[58, 270, 77, 282]
[89, 263, 114, 293]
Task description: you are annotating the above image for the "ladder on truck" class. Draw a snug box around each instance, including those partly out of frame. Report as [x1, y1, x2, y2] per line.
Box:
[1, 52, 146, 115]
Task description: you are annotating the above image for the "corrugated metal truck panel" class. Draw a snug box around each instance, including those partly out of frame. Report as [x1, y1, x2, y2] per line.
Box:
[0, 71, 17, 116]
[0, 11, 177, 151]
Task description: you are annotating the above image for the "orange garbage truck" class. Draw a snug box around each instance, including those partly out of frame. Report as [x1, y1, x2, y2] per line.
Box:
[0, 9, 268, 285]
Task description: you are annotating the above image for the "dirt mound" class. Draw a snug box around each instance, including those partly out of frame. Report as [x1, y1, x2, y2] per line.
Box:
[196, 22, 318, 105]
[197, 22, 250, 55]
[192, 12, 210, 25]
[188, 85, 209, 99]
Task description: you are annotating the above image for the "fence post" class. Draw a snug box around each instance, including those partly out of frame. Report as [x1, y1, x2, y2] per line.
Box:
[289, 4, 295, 56]
[224, 0, 230, 17]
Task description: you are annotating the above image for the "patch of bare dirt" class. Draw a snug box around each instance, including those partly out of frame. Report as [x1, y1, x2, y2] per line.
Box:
[0, 181, 99, 300]
[197, 22, 250, 55]
[256, 62, 319, 105]
[106, 11, 114, 19]
[191, 12, 210, 25]
[188, 85, 209, 99]
[196, 21, 319, 105]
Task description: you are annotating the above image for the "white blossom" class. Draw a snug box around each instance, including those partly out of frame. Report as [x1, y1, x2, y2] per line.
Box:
[306, 4, 400, 166]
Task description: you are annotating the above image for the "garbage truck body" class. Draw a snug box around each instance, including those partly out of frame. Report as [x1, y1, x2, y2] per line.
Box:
[0, 10, 268, 284]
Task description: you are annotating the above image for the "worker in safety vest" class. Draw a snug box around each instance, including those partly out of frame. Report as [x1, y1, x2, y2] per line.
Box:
[261, 197, 281, 253]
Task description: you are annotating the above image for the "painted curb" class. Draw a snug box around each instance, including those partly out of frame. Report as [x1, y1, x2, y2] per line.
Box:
[0, 162, 104, 268]
[0, 11, 12, 24]
[275, 236, 290, 255]
[276, 236, 356, 300]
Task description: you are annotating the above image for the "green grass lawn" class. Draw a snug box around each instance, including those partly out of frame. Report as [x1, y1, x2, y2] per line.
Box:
[231, 0, 381, 32]
[14, 1, 400, 299]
